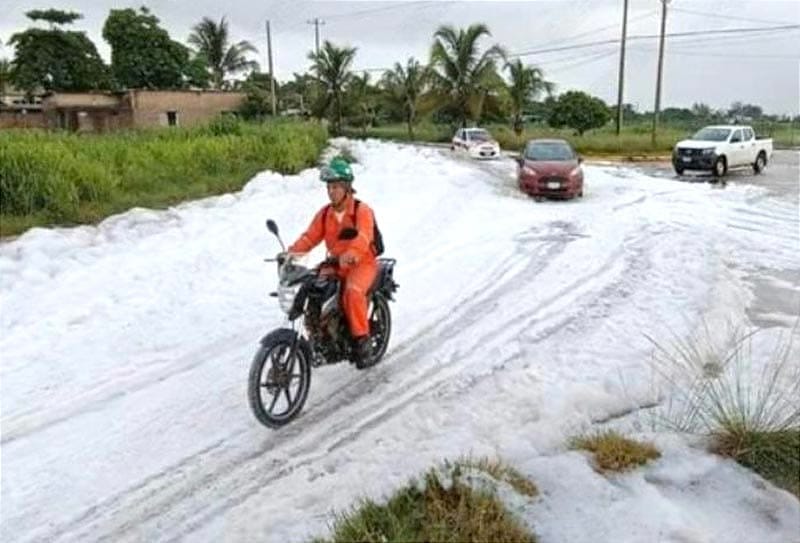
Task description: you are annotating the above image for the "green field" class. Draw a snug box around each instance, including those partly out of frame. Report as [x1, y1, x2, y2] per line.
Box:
[344, 121, 799, 156]
[0, 119, 328, 237]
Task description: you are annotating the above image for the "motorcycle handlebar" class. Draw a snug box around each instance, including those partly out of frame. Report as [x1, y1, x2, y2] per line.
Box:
[265, 253, 339, 268]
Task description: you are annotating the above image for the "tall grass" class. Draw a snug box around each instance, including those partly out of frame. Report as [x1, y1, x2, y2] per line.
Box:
[0, 119, 328, 236]
[649, 324, 800, 496]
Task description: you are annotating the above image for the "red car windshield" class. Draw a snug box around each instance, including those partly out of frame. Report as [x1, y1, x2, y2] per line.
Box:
[524, 142, 574, 161]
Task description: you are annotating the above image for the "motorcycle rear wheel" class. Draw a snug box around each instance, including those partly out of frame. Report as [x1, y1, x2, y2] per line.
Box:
[248, 329, 312, 428]
[360, 295, 392, 368]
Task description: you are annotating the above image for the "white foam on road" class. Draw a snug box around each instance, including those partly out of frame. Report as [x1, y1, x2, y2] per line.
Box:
[1, 140, 798, 542]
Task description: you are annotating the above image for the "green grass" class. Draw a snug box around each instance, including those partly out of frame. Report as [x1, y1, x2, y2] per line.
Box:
[570, 430, 661, 473]
[343, 120, 799, 156]
[342, 122, 452, 144]
[713, 428, 800, 497]
[312, 459, 537, 543]
[0, 119, 329, 237]
[650, 325, 800, 497]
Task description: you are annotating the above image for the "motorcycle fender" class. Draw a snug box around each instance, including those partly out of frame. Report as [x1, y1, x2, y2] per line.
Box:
[260, 328, 299, 346]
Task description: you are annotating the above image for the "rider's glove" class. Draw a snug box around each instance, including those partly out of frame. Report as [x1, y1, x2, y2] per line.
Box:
[339, 251, 358, 266]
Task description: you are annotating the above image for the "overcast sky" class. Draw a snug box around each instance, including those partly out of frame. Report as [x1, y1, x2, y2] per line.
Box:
[1, 0, 799, 115]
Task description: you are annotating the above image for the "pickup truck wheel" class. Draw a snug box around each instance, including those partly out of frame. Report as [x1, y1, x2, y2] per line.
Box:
[674, 166, 684, 175]
[753, 152, 766, 174]
[712, 156, 727, 179]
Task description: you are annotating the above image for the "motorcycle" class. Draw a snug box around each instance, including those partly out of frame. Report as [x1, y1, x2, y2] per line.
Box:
[248, 219, 398, 428]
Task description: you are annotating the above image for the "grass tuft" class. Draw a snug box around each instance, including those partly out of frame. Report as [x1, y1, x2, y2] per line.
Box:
[455, 456, 538, 497]
[570, 430, 661, 473]
[650, 324, 800, 497]
[313, 462, 537, 543]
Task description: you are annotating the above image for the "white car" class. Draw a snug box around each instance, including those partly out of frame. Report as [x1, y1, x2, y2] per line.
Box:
[672, 125, 773, 177]
[451, 127, 501, 159]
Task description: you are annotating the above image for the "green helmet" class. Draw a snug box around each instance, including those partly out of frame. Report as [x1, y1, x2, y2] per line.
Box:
[320, 156, 354, 184]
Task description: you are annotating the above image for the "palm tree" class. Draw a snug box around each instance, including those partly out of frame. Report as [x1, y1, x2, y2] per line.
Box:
[506, 59, 554, 136]
[308, 40, 357, 135]
[381, 57, 429, 140]
[188, 17, 258, 89]
[348, 72, 377, 136]
[0, 58, 11, 101]
[429, 23, 505, 128]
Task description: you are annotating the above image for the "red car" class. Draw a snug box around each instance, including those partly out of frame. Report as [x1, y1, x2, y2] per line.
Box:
[517, 139, 584, 200]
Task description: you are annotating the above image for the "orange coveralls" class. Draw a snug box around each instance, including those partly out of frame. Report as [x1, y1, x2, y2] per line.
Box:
[288, 196, 377, 338]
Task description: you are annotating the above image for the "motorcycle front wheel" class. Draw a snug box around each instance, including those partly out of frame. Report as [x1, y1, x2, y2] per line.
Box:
[248, 329, 312, 428]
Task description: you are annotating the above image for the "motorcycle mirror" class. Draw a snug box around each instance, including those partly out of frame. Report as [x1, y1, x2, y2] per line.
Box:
[338, 227, 358, 241]
[265, 219, 286, 250]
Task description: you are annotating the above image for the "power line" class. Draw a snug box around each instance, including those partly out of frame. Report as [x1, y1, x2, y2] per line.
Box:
[322, 1, 437, 21]
[663, 50, 800, 60]
[624, 30, 800, 52]
[670, 6, 790, 27]
[355, 23, 797, 83]
[509, 24, 800, 58]
[536, 8, 658, 53]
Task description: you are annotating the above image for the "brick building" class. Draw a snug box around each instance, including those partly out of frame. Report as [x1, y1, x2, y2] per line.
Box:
[0, 89, 246, 132]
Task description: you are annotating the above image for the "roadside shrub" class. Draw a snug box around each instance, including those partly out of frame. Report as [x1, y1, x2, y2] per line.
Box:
[650, 324, 800, 496]
[204, 114, 243, 137]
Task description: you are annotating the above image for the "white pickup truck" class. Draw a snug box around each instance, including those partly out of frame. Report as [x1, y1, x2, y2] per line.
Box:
[672, 125, 773, 177]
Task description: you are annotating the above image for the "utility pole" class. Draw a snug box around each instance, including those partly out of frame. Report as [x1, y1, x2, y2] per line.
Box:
[307, 18, 325, 56]
[266, 20, 277, 116]
[615, 0, 629, 135]
[652, 0, 670, 147]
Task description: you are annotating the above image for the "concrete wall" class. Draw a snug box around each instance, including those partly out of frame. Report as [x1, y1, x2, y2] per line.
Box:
[0, 110, 46, 129]
[41, 109, 133, 132]
[1, 91, 245, 132]
[129, 90, 245, 128]
[43, 93, 121, 109]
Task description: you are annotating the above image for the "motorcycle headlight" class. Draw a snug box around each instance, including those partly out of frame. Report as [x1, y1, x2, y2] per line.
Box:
[278, 284, 299, 314]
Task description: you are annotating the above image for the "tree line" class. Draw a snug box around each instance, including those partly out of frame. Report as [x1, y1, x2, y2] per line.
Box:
[0, 8, 790, 137]
[1, 8, 256, 94]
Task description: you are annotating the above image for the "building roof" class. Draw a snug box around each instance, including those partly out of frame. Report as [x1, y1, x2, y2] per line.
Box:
[42, 93, 121, 109]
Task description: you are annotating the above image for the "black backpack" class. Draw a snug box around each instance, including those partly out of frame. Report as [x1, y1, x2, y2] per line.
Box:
[324, 199, 385, 256]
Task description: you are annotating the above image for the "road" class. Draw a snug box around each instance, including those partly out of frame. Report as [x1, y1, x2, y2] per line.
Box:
[1, 142, 797, 542]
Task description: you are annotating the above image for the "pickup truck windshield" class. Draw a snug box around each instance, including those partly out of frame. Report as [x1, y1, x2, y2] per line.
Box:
[524, 142, 575, 161]
[692, 128, 732, 141]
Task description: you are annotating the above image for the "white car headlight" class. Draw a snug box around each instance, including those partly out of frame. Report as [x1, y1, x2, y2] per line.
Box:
[278, 284, 299, 314]
[701, 148, 715, 155]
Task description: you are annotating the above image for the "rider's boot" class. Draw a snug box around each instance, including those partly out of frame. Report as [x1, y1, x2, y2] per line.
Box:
[353, 335, 372, 369]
